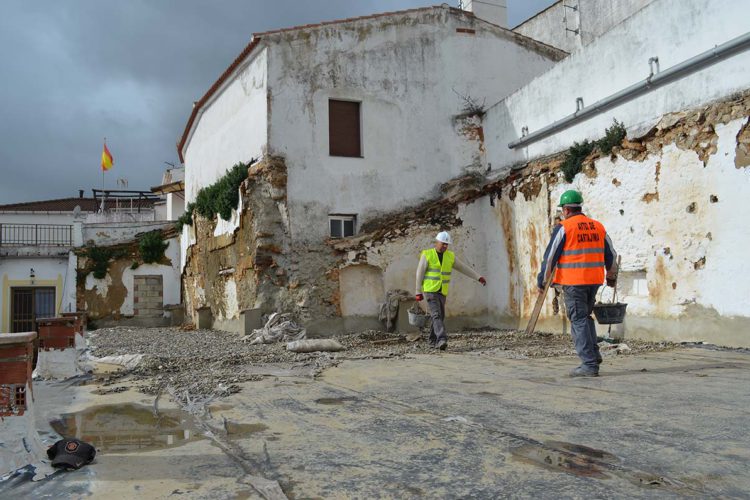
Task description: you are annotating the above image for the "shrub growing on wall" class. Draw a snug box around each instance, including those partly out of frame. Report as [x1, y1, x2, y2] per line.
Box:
[560, 120, 626, 182]
[182, 162, 250, 229]
[561, 140, 595, 183]
[139, 231, 169, 264]
[175, 202, 195, 231]
[597, 119, 627, 155]
[84, 246, 127, 280]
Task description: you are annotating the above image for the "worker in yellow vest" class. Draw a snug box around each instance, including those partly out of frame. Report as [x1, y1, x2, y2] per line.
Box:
[537, 190, 618, 377]
[415, 232, 486, 350]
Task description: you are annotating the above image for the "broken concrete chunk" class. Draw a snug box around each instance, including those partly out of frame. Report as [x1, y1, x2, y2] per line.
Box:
[286, 339, 345, 353]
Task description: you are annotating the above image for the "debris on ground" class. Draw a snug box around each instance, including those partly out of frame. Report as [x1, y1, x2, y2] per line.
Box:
[245, 312, 306, 345]
[286, 339, 345, 353]
[87, 327, 676, 398]
[598, 341, 632, 355]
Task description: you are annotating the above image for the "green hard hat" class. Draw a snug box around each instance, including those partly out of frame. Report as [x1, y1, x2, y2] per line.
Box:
[558, 190, 584, 207]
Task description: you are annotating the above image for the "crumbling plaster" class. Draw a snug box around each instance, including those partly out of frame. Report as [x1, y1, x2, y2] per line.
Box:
[498, 95, 750, 346]
[79, 237, 180, 321]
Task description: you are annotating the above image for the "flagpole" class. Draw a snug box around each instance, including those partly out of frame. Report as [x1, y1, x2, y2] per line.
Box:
[102, 138, 106, 212]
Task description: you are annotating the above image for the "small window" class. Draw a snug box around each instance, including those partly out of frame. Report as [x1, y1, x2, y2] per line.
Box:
[329, 215, 356, 238]
[329, 100, 361, 157]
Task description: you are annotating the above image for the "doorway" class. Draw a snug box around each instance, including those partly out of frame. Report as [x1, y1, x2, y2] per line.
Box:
[10, 287, 56, 333]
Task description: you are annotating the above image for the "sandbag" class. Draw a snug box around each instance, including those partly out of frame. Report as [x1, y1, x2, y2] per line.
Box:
[286, 339, 345, 353]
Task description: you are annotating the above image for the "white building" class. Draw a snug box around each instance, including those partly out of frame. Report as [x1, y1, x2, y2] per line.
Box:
[178, 0, 750, 346]
[177, 4, 566, 331]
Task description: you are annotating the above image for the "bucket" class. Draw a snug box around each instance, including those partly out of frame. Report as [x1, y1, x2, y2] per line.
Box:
[408, 310, 428, 328]
[593, 302, 628, 325]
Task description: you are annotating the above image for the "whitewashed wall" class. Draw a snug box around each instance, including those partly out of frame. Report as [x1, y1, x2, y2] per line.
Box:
[81, 221, 173, 246]
[182, 47, 268, 202]
[487, 0, 750, 171]
[0, 212, 77, 225]
[513, 0, 656, 52]
[266, 8, 561, 244]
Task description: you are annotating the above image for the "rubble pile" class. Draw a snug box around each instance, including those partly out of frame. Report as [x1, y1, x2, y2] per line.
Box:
[87, 327, 676, 398]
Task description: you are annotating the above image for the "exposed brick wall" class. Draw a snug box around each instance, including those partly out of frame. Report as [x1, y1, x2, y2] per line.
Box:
[37, 317, 76, 351]
[0, 332, 35, 416]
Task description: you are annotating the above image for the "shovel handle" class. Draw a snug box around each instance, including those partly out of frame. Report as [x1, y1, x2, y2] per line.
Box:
[611, 255, 622, 304]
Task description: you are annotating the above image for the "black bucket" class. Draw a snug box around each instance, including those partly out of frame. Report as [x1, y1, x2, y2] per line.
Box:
[593, 302, 628, 325]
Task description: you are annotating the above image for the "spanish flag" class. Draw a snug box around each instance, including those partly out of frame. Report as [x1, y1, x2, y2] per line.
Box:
[101, 142, 114, 171]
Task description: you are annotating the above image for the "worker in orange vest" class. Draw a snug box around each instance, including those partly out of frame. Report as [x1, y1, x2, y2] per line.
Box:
[537, 190, 618, 377]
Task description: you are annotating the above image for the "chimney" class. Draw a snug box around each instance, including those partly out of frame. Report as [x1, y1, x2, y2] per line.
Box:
[464, 0, 508, 29]
[78, 189, 84, 198]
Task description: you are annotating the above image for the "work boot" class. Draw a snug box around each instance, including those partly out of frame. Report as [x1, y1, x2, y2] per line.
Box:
[569, 366, 599, 377]
[436, 338, 447, 351]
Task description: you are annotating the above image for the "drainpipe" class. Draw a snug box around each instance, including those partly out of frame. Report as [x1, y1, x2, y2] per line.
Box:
[508, 31, 750, 149]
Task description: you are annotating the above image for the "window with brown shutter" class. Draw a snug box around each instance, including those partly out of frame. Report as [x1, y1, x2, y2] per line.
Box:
[329, 100, 361, 157]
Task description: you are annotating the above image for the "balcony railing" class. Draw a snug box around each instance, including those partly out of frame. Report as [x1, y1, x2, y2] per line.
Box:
[0, 224, 73, 247]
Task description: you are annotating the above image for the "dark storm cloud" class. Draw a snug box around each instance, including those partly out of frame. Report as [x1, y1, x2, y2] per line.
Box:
[0, 1, 553, 204]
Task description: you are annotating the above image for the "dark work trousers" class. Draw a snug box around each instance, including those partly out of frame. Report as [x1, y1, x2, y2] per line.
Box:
[562, 285, 601, 371]
[425, 292, 447, 343]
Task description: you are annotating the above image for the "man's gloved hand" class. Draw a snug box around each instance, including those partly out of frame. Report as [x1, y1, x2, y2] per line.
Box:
[606, 276, 617, 288]
[415, 293, 424, 302]
[478, 277, 487, 286]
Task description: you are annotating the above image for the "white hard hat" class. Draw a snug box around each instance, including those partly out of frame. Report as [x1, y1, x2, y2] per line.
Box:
[435, 231, 452, 245]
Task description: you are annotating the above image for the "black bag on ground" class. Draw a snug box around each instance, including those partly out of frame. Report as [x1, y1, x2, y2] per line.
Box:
[46, 438, 96, 470]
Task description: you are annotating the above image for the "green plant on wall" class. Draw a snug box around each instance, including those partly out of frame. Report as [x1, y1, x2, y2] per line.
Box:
[596, 119, 627, 155]
[176, 162, 250, 230]
[561, 140, 595, 183]
[175, 202, 195, 231]
[139, 231, 169, 264]
[84, 246, 127, 280]
[561, 120, 626, 183]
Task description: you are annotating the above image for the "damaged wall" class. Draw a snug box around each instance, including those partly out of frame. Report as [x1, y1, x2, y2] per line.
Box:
[494, 93, 750, 346]
[78, 236, 180, 324]
[182, 157, 294, 331]
[179, 6, 564, 332]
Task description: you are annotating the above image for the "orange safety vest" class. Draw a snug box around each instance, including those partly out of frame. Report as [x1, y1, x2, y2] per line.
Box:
[554, 214, 607, 286]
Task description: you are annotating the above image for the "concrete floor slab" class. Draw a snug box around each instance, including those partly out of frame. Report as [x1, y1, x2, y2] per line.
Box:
[2, 347, 748, 498]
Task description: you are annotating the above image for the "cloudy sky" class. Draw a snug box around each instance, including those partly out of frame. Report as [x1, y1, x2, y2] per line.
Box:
[0, 0, 555, 204]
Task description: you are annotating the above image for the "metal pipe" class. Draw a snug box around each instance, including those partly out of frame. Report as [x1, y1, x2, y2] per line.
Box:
[508, 31, 750, 149]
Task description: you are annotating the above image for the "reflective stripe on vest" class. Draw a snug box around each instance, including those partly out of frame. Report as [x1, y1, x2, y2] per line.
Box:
[422, 249, 455, 296]
[554, 215, 606, 285]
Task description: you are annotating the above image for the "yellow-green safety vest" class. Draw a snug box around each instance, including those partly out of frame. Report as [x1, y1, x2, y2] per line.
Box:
[422, 249, 455, 296]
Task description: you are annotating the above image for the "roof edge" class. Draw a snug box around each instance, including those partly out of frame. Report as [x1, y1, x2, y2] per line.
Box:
[511, 0, 563, 31]
[176, 5, 455, 163]
[177, 36, 263, 163]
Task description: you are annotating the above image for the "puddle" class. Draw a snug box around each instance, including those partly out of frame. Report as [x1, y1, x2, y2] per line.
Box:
[512, 440, 696, 493]
[225, 422, 268, 436]
[314, 396, 358, 405]
[512, 440, 618, 479]
[49, 404, 203, 453]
